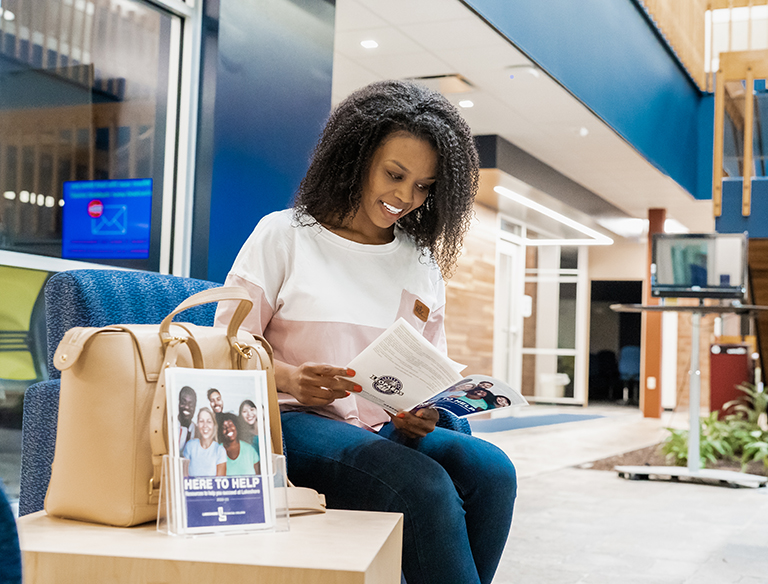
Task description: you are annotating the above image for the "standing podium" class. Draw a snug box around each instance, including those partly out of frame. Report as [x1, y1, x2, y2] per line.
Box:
[610, 303, 768, 488]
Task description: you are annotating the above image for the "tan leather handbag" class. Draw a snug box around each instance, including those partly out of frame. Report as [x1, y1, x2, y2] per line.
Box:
[45, 287, 325, 527]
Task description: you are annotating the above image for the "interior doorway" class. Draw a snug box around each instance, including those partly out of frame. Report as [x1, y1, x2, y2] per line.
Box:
[589, 280, 642, 406]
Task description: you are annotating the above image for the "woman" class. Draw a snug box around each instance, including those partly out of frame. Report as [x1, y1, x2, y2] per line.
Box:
[238, 399, 261, 452]
[219, 413, 260, 475]
[182, 407, 226, 477]
[215, 80, 516, 584]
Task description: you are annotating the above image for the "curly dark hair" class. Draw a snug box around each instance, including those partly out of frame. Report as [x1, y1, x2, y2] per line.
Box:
[293, 80, 479, 276]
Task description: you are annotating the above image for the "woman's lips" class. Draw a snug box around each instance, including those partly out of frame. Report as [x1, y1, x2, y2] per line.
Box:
[382, 201, 403, 216]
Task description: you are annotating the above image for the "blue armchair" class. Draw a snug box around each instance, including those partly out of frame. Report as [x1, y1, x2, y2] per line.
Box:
[19, 269, 470, 517]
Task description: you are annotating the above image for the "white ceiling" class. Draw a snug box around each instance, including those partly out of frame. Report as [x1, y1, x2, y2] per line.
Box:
[332, 0, 715, 240]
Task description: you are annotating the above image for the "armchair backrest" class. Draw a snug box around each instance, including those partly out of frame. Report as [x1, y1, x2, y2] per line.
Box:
[44, 269, 221, 379]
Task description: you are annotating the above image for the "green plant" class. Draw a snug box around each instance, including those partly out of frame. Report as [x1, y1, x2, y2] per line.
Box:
[661, 427, 690, 466]
[662, 411, 736, 469]
[662, 399, 768, 472]
[723, 382, 768, 429]
[742, 434, 768, 469]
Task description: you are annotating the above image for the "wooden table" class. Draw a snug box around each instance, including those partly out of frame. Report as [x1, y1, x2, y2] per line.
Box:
[18, 510, 403, 584]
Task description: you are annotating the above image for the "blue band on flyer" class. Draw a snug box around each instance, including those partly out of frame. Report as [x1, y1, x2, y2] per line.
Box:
[184, 476, 266, 528]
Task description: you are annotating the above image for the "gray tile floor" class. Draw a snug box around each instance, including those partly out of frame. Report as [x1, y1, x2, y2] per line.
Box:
[480, 405, 768, 584]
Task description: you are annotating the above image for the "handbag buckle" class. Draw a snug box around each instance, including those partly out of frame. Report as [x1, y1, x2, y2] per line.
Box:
[234, 342, 254, 359]
[162, 335, 187, 345]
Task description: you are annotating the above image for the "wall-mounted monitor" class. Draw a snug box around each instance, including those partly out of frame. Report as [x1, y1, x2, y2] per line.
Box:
[651, 232, 748, 300]
[61, 179, 152, 260]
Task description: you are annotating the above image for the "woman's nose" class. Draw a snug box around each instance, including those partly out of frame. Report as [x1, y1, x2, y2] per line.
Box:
[395, 184, 413, 204]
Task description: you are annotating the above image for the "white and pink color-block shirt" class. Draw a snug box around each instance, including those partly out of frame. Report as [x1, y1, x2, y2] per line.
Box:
[214, 209, 447, 431]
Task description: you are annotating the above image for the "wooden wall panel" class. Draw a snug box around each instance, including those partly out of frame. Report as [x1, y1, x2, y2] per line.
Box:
[445, 204, 497, 375]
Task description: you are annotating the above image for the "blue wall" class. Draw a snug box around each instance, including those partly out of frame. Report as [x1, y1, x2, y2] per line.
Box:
[465, 0, 713, 201]
[193, 0, 335, 282]
[715, 178, 768, 237]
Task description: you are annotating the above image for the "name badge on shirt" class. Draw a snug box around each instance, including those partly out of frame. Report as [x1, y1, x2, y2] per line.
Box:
[413, 299, 430, 322]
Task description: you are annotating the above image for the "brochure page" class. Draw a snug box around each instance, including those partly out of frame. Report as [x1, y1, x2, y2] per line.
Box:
[346, 319, 527, 416]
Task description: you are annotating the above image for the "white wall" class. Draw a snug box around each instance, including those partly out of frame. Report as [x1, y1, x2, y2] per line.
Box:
[588, 239, 646, 282]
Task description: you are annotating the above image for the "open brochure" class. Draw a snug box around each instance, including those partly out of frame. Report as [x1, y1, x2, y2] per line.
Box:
[165, 368, 275, 534]
[346, 318, 527, 418]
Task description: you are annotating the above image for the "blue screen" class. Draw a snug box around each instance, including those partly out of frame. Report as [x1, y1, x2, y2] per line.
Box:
[62, 179, 152, 259]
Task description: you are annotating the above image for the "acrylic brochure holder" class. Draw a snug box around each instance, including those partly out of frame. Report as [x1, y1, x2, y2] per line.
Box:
[157, 454, 290, 536]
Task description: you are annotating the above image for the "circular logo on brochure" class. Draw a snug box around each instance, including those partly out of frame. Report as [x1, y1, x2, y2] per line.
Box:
[372, 375, 403, 395]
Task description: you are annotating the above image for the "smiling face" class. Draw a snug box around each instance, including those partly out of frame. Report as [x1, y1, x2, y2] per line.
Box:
[221, 418, 238, 445]
[197, 409, 215, 441]
[178, 388, 196, 426]
[466, 389, 488, 399]
[346, 131, 437, 244]
[208, 390, 223, 413]
[241, 403, 257, 426]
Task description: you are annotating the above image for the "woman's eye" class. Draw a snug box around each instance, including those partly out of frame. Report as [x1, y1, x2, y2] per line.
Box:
[388, 172, 402, 181]
[416, 183, 430, 192]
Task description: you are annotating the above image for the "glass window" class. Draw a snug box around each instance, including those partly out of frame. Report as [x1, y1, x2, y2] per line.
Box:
[0, 0, 181, 270]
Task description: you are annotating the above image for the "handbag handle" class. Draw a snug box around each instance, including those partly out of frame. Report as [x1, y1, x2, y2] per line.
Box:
[150, 286, 255, 501]
[159, 286, 253, 346]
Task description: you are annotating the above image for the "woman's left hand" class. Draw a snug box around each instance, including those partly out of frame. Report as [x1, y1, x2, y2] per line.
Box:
[388, 407, 439, 439]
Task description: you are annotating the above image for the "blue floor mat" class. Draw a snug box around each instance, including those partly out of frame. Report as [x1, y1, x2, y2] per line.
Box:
[469, 413, 604, 433]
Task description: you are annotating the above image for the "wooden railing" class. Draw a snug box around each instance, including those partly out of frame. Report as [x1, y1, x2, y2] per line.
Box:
[640, 0, 768, 92]
[638, 0, 708, 90]
[713, 49, 768, 216]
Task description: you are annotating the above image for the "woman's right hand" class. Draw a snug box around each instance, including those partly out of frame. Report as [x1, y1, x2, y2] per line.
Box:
[275, 361, 360, 406]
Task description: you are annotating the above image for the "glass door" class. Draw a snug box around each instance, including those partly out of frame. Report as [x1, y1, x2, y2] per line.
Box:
[493, 237, 525, 393]
[521, 244, 588, 404]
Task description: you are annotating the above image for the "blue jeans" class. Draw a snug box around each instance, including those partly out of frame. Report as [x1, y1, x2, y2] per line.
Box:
[281, 411, 517, 584]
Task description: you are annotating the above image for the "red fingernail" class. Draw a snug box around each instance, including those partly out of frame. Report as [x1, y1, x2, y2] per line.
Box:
[354, 385, 362, 392]
[346, 368, 356, 376]
[396, 412, 406, 418]
[345, 392, 350, 397]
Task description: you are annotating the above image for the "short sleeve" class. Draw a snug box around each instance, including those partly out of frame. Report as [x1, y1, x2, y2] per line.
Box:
[216, 443, 227, 465]
[214, 211, 293, 336]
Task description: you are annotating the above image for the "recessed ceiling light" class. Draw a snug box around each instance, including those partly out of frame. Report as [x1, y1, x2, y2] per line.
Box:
[579, 127, 589, 137]
[458, 100, 474, 108]
[360, 40, 378, 49]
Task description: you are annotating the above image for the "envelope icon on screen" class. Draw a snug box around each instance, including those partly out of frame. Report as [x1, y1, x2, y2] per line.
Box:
[92, 205, 127, 235]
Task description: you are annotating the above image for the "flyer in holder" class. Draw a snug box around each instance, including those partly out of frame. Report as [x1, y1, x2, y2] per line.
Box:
[165, 367, 274, 534]
[346, 319, 527, 418]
